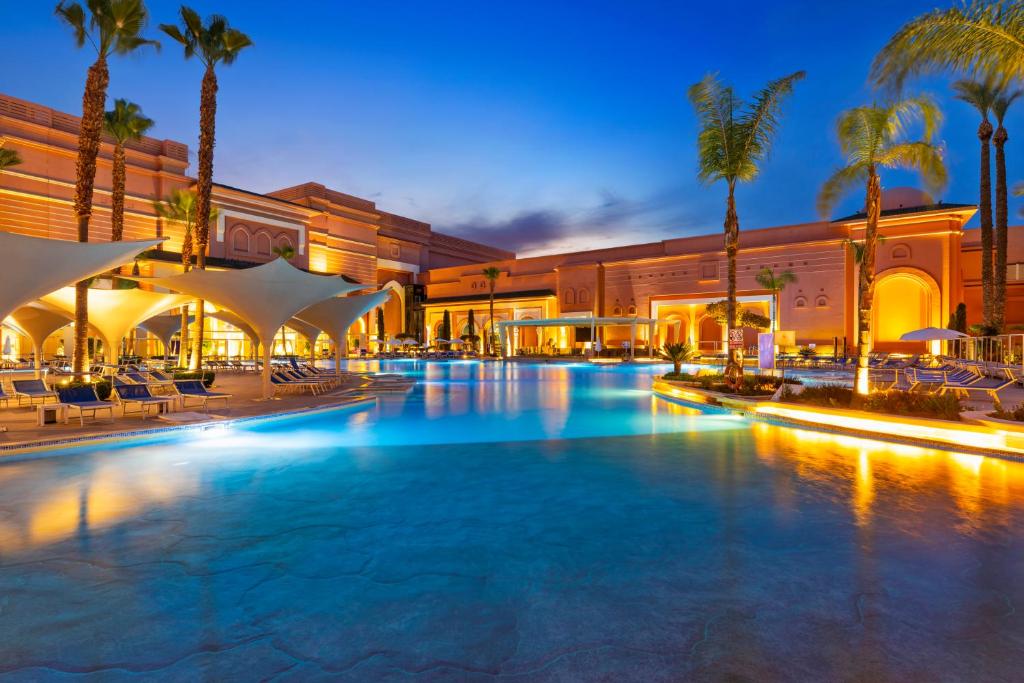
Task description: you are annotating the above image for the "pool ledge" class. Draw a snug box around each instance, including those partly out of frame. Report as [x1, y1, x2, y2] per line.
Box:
[0, 396, 378, 459]
[653, 379, 1024, 461]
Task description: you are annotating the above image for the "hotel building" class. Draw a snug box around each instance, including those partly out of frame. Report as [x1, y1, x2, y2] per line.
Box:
[1, 91, 1022, 359]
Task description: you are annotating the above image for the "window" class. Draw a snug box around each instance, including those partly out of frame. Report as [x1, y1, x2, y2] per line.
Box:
[613, 306, 623, 316]
[277, 236, 293, 252]
[231, 227, 250, 253]
[578, 289, 590, 304]
[815, 296, 829, 308]
[627, 305, 637, 316]
[794, 296, 808, 309]
[564, 288, 576, 305]
[390, 243, 400, 258]
[699, 261, 719, 280]
[255, 233, 272, 256]
[891, 244, 911, 260]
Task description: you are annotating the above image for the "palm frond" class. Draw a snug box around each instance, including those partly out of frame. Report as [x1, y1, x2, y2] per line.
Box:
[952, 77, 1000, 117]
[872, 0, 1024, 89]
[54, 1, 88, 49]
[735, 70, 805, 181]
[878, 141, 948, 194]
[817, 164, 867, 218]
[687, 73, 736, 184]
[992, 86, 1023, 122]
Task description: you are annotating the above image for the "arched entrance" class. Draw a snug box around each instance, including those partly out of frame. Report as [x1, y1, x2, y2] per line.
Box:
[698, 315, 724, 354]
[872, 268, 941, 353]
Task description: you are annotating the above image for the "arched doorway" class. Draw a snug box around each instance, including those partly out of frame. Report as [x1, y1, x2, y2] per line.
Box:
[872, 268, 940, 353]
[698, 315, 724, 354]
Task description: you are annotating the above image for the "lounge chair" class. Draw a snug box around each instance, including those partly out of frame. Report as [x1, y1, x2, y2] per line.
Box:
[57, 385, 114, 426]
[0, 383, 12, 408]
[148, 369, 175, 383]
[174, 380, 231, 412]
[940, 373, 1015, 402]
[112, 383, 176, 419]
[12, 379, 57, 406]
[271, 372, 322, 395]
[125, 372, 161, 386]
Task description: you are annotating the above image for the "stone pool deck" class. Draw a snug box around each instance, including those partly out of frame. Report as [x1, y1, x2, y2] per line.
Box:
[0, 372, 410, 455]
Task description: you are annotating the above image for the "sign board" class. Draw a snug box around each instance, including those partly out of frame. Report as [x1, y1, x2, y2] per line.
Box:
[758, 332, 775, 370]
[728, 328, 744, 350]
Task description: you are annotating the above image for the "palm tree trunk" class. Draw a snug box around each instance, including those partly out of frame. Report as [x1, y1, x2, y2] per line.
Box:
[978, 120, 994, 330]
[724, 183, 742, 386]
[111, 142, 126, 241]
[488, 287, 495, 355]
[72, 56, 110, 374]
[994, 126, 1008, 332]
[190, 65, 219, 372]
[856, 170, 882, 396]
[178, 306, 190, 368]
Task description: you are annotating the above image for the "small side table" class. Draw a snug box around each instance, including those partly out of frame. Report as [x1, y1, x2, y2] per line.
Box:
[37, 403, 66, 426]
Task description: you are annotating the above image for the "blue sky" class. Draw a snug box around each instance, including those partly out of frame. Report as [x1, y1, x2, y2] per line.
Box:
[2, 1, 1020, 255]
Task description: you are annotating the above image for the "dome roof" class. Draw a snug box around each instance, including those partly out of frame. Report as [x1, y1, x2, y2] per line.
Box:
[880, 187, 933, 211]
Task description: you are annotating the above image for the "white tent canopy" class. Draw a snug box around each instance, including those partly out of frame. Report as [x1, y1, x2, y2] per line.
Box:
[285, 317, 322, 360]
[128, 258, 366, 397]
[899, 327, 968, 341]
[295, 289, 391, 369]
[41, 287, 192, 364]
[138, 313, 193, 357]
[0, 232, 161, 325]
[206, 309, 259, 356]
[6, 303, 73, 377]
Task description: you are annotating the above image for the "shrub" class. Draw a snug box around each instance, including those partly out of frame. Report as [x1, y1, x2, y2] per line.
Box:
[663, 372, 799, 396]
[60, 379, 113, 401]
[173, 370, 215, 387]
[780, 383, 852, 407]
[991, 402, 1024, 422]
[857, 390, 962, 421]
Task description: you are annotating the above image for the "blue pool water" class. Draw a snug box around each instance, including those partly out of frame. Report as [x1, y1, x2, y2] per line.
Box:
[0, 361, 1022, 681]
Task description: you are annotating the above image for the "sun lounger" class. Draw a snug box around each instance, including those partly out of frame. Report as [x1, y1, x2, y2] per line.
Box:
[173, 380, 231, 412]
[112, 383, 176, 419]
[271, 372, 323, 395]
[57, 385, 115, 426]
[0, 383, 12, 408]
[148, 369, 175, 383]
[938, 371, 1015, 402]
[12, 379, 58, 406]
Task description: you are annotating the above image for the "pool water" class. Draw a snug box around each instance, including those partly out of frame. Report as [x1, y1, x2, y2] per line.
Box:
[0, 361, 1022, 681]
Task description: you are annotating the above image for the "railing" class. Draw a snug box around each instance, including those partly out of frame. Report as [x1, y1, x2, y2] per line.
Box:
[947, 333, 1024, 371]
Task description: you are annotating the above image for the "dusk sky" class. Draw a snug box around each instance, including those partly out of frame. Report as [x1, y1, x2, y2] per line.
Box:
[3, 1, 1021, 255]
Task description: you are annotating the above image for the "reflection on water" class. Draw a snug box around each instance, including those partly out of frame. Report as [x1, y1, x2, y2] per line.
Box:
[0, 361, 1022, 679]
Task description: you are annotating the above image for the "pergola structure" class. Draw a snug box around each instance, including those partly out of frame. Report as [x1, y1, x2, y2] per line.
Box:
[295, 289, 391, 371]
[6, 304, 73, 378]
[496, 316, 659, 359]
[138, 313, 194, 358]
[0, 232, 161, 325]
[128, 258, 367, 398]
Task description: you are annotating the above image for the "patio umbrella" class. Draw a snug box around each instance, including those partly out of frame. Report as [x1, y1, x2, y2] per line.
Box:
[401, 338, 420, 346]
[899, 327, 968, 341]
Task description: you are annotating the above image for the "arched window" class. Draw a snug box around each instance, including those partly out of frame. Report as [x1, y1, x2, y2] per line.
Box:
[613, 306, 623, 316]
[815, 295, 829, 308]
[627, 305, 637, 316]
[231, 227, 250, 253]
[578, 289, 590, 304]
[794, 296, 808, 309]
[255, 232, 272, 256]
[389, 243, 400, 258]
[564, 288, 576, 305]
[891, 244, 911, 260]
[277, 235, 293, 252]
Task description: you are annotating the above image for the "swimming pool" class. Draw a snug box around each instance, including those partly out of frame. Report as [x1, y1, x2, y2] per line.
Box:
[0, 361, 1021, 680]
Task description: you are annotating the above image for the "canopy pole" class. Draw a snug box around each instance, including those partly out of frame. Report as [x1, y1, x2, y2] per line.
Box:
[33, 340, 42, 380]
[261, 341, 274, 399]
[630, 321, 636, 361]
[334, 334, 342, 373]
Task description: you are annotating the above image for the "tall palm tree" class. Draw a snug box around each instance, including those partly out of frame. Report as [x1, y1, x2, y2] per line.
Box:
[153, 189, 214, 366]
[754, 267, 796, 332]
[871, 1, 1024, 90]
[56, 0, 158, 373]
[953, 79, 999, 330]
[161, 6, 253, 370]
[482, 266, 501, 354]
[687, 71, 804, 386]
[817, 97, 947, 395]
[992, 86, 1022, 331]
[0, 146, 22, 172]
[104, 99, 154, 242]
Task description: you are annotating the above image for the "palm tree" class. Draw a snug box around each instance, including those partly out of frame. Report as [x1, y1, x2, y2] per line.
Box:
[992, 86, 1022, 331]
[687, 71, 804, 386]
[153, 189, 215, 366]
[871, 1, 1024, 90]
[754, 267, 796, 332]
[104, 99, 154, 242]
[660, 342, 694, 376]
[0, 146, 22, 172]
[482, 266, 501, 354]
[56, 0, 158, 373]
[817, 97, 947, 395]
[441, 310, 452, 350]
[952, 79, 999, 329]
[161, 6, 253, 370]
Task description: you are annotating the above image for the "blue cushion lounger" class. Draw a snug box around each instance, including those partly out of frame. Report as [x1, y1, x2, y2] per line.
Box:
[271, 372, 321, 395]
[113, 383, 175, 419]
[939, 374, 1015, 402]
[12, 379, 57, 406]
[57, 385, 114, 426]
[174, 380, 231, 412]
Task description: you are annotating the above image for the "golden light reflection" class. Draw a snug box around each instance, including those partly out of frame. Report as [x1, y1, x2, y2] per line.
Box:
[749, 421, 1024, 535]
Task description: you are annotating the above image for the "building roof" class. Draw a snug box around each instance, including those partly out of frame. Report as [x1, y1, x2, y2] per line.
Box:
[426, 289, 556, 305]
[831, 203, 975, 223]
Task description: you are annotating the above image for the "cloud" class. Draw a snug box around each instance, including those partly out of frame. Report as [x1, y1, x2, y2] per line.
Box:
[437, 186, 710, 255]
